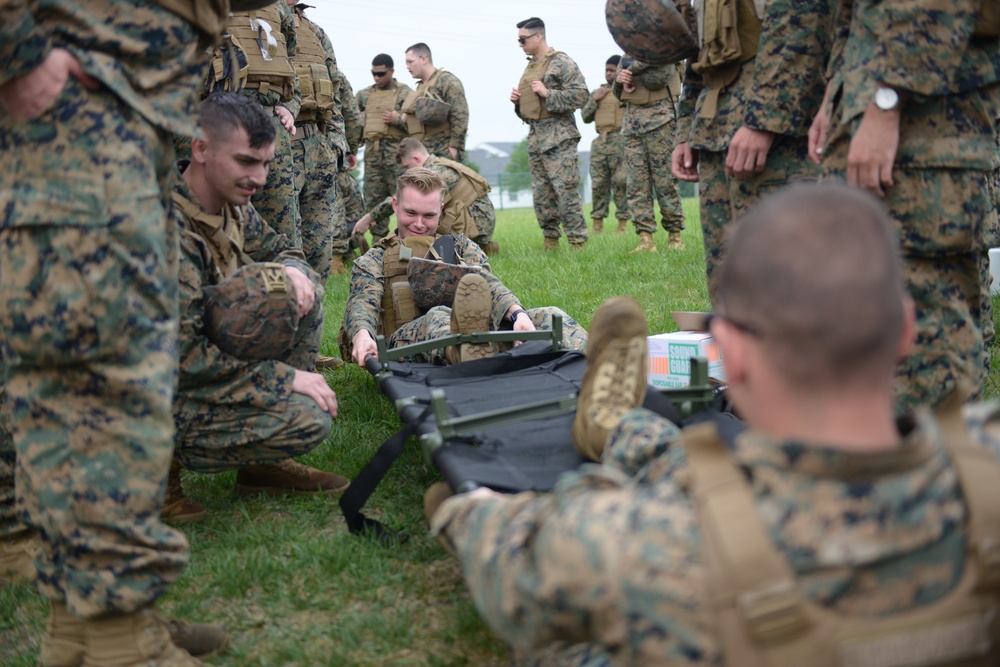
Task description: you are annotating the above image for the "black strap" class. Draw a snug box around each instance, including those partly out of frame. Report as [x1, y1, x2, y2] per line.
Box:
[339, 405, 433, 545]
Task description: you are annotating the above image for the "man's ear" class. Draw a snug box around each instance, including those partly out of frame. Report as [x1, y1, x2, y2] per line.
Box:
[190, 137, 209, 165]
[391, 195, 399, 215]
[711, 317, 748, 389]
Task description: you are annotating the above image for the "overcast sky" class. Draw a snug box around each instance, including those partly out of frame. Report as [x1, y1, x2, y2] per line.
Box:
[303, 1, 623, 155]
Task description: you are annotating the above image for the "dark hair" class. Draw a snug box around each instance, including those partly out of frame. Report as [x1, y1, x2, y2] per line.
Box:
[372, 53, 394, 69]
[199, 91, 275, 149]
[606, 55, 621, 66]
[405, 43, 432, 62]
[517, 17, 545, 31]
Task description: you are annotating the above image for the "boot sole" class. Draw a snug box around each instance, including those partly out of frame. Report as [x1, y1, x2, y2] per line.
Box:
[451, 275, 492, 363]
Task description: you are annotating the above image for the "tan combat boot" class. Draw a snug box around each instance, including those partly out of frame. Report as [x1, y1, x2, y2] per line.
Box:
[591, 218, 604, 234]
[543, 237, 559, 251]
[445, 274, 493, 364]
[316, 354, 345, 370]
[569, 242, 586, 253]
[82, 605, 204, 667]
[329, 254, 349, 276]
[0, 530, 38, 585]
[480, 240, 500, 257]
[39, 602, 84, 667]
[668, 230, 685, 250]
[630, 231, 657, 254]
[571, 297, 649, 461]
[160, 459, 206, 525]
[615, 219, 628, 235]
[423, 482, 457, 557]
[166, 618, 229, 659]
[235, 459, 350, 497]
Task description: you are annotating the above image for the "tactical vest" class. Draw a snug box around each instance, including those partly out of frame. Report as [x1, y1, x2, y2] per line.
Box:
[619, 63, 682, 107]
[434, 157, 492, 238]
[172, 191, 254, 283]
[150, 0, 228, 45]
[593, 87, 625, 135]
[683, 393, 1000, 667]
[517, 50, 565, 121]
[291, 9, 337, 125]
[402, 69, 450, 140]
[377, 235, 439, 336]
[363, 85, 408, 141]
[212, 5, 296, 101]
[692, 0, 764, 118]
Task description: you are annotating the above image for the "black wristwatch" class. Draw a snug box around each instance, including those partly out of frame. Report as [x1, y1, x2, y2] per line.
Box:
[508, 308, 528, 324]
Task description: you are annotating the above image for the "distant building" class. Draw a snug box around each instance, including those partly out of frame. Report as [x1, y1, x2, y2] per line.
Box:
[468, 142, 591, 210]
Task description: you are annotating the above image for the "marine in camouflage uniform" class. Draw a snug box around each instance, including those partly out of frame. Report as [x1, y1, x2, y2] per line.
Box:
[288, 1, 339, 283]
[343, 234, 586, 365]
[674, 0, 832, 299]
[513, 18, 590, 249]
[401, 42, 469, 161]
[0, 0, 227, 653]
[431, 184, 1000, 666]
[614, 59, 685, 252]
[326, 66, 363, 274]
[0, 341, 34, 584]
[357, 55, 412, 239]
[817, 0, 1000, 412]
[581, 57, 629, 235]
[212, 0, 303, 246]
[168, 92, 346, 517]
[362, 142, 496, 248]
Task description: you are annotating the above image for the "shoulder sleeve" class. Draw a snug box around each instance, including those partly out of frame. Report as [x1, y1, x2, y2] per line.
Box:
[0, 0, 53, 86]
[544, 53, 589, 114]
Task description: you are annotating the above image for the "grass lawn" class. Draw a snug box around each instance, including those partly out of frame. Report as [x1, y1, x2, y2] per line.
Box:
[1, 199, 996, 665]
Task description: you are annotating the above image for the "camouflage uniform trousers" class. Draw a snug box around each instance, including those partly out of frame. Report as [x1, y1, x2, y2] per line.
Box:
[529, 138, 589, 244]
[625, 121, 684, 235]
[1, 344, 30, 544]
[824, 144, 993, 413]
[389, 306, 588, 365]
[363, 139, 406, 239]
[589, 131, 629, 222]
[0, 82, 188, 617]
[174, 299, 331, 472]
[253, 116, 301, 248]
[698, 136, 815, 303]
[340, 169, 366, 234]
[291, 128, 337, 283]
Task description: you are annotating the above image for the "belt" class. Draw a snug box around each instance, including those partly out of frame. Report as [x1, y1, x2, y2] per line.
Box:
[598, 129, 621, 139]
[291, 122, 320, 142]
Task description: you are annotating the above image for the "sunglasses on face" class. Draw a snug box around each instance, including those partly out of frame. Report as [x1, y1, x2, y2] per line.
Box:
[517, 34, 538, 45]
[372, 71, 388, 77]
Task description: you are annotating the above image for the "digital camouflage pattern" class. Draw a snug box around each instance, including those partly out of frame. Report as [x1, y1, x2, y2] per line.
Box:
[821, 0, 1000, 412]
[343, 234, 587, 363]
[0, 0, 224, 618]
[330, 70, 363, 257]
[677, 0, 832, 302]
[358, 79, 412, 238]
[614, 61, 685, 235]
[605, 0, 697, 65]
[516, 50, 590, 244]
[434, 402, 1000, 665]
[407, 257, 483, 311]
[172, 175, 331, 474]
[203, 262, 300, 361]
[581, 85, 629, 223]
[339, 169, 366, 234]
[413, 69, 469, 161]
[225, 0, 303, 245]
[289, 5, 339, 282]
[0, 345, 28, 544]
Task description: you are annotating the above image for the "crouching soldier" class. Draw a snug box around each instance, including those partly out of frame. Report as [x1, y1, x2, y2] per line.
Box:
[164, 92, 350, 523]
[342, 169, 587, 366]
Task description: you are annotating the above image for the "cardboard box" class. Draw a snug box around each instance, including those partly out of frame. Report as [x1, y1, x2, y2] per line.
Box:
[647, 331, 725, 388]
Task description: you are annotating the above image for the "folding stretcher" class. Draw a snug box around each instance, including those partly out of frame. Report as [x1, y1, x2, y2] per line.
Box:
[339, 317, 741, 543]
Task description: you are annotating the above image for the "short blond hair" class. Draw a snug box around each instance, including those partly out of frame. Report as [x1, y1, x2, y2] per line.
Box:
[395, 137, 428, 165]
[395, 167, 445, 201]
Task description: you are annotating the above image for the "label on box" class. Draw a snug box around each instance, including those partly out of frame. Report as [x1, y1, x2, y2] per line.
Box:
[647, 332, 725, 388]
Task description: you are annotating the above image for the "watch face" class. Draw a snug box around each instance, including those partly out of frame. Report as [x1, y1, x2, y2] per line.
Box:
[875, 87, 899, 111]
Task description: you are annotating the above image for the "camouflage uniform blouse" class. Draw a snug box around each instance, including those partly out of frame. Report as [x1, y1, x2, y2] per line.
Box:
[516, 50, 589, 154]
[173, 172, 315, 404]
[433, 403, 1000, 664]
[343, 234, 518, 343]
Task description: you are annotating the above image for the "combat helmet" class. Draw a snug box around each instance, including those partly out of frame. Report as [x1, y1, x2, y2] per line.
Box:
[414, 96, 452, 126]
[203, 262, 299, 361]
[605, 0, 698, 65]
[407, 257, 483, 311]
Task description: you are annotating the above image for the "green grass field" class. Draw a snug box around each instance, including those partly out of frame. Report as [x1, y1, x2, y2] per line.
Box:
[1, 200, 997, 666]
